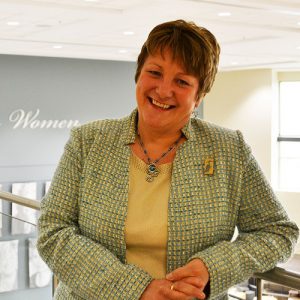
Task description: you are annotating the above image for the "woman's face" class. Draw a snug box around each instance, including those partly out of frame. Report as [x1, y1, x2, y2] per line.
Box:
[136, 49, 200, 134]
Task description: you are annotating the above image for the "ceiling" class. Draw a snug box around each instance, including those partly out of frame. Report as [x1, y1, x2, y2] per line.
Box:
[1, 0, 300, 70]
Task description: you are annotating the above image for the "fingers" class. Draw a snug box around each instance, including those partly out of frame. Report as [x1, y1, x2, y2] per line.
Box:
[152, 279, 206, 300]
[166, 259, 209, 284]
[166, 265, 191, 281]
[140, 279, 204, 300]
[170, 281, 206, 300]
[161, 284, 194, 300]
[180, 276, 205, 289]
[164, 260, 209, 300]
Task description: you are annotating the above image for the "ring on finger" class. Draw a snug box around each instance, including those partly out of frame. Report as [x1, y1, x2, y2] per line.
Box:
[170, 284, 175, 291]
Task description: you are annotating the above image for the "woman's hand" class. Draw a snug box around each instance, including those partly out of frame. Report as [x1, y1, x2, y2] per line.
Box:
[140, 278, 201, 300]
[165, 259, 209, 299]
[140, 259, 209, 300]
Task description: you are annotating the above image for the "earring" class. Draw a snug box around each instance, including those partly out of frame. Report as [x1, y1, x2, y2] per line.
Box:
[192, 109, 199, 118]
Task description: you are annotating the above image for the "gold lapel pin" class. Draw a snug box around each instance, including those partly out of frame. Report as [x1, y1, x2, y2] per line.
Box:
[204, 158, 214, 175]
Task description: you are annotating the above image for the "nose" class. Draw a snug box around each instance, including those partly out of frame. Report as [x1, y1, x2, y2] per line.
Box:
[155, 78, 174, 99]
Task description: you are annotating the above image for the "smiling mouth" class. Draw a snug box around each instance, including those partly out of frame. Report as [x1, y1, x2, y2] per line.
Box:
[148, 97, 174, 110]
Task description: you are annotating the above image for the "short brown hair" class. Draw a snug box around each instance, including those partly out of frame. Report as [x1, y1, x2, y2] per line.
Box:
[135, 19, 220, 98]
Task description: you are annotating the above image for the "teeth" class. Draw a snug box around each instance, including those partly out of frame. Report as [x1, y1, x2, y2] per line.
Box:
[152, 99, 171, 109]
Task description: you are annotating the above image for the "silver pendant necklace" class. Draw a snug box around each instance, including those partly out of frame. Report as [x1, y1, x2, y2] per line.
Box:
[136, 131, 182, 182]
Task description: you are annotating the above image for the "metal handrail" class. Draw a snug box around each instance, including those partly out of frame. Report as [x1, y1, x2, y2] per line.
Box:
[0, 190, 40, 210]
[254, 267, 300, 300]
[255, 267, 300, 290]
[0, 190, 53, 291]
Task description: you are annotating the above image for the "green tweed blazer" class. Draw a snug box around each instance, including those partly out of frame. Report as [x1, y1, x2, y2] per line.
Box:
[37, 109, 298, 300]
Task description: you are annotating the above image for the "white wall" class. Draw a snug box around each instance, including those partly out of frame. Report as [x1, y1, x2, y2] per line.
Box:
[204, 69, 300, 254]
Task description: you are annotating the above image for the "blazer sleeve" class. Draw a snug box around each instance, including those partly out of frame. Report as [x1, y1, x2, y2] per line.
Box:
[37, 127, 152, 300]
[189, 130, 299, 300]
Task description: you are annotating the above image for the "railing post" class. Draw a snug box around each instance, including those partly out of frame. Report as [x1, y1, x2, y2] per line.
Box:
[256, 278, 263, 300]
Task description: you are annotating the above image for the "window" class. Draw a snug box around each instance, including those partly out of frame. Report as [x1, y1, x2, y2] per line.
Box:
[278, 79, 300, 191]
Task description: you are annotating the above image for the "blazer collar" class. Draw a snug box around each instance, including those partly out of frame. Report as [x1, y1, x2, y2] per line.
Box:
[121, 108, 197, 145]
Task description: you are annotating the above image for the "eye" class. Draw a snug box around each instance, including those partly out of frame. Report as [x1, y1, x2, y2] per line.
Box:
[177, 79, 190, 86]
[148, 70, 161, 77]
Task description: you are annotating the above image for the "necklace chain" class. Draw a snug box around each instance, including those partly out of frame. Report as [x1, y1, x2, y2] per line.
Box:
[136, 131, 182, 182]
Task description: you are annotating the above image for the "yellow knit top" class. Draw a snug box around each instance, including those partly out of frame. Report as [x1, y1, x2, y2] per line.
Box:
[125, 152, 172, 279]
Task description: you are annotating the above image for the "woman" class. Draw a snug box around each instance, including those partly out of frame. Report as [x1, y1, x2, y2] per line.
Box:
[37, 20, 299, 300]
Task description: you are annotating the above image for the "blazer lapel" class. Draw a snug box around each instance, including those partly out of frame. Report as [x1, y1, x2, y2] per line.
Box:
[167, 118, 223, 272]
[79, 111, 137, 262]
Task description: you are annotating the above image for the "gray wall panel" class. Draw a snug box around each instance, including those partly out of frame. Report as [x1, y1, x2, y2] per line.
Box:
[0, 54, 136, 183]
